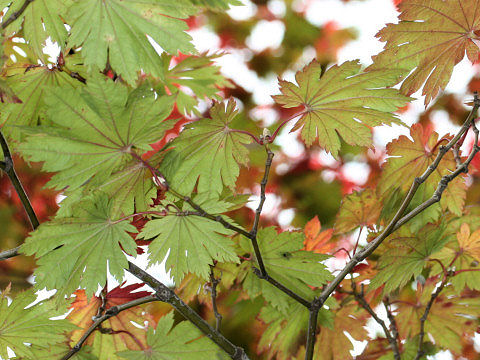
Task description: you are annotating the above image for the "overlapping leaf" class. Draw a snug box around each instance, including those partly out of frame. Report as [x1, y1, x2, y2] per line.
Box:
[2, 0, 70, 59]
[21, 194, 137, 298]
[379, 123, 466, 218]
[139, 195, 239, 283]
[118, 312, 226, 359]
[67, 284, 155, 360]
[368, 0, 480, 105]
[371, 223, 449, 293]
[303, 216, 334, 254]
[334, 188, 381, 234]
[241, 227, 332, 312]
[0, 66, 79, 140]
[67, 0, 197, 85]
[0, 287, 74, 360]
[273, 59, 410, 156]
[160, 99, 251, 195]
[18, 75, 175, 215]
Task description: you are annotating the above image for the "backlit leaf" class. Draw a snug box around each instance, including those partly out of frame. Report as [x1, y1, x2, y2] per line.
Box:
[273, 59, 410, 157]
[334, 189, 381, 234]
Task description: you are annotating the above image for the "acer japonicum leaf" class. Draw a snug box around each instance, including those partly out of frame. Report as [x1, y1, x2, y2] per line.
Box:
[139, 194, 239, 283]
[241, 227, 333, 313]
[186, 0, 242, 10]
[160, 99, 251, 195]
[395, 282, 478, 354]
[18, 74, 175, 216]
[273, 59, 410, 157]
[1, 66, 79, 140]
[67, 0, 198, 85]
[258, 302, 333, 360]
[370, 222, 449, 293]
[303, 215, 335, 253]
[2, 0, 69, 60]
[20, 194, 138, 298]
[433, 223, 480, 291]
[379, 123, 466, 218]
[118, 312, 227, 360]
[0, 287, 75, 360]
[368, 0, 480, 106]
[68, 284, 156, 360]
[334, 188, 381, 234]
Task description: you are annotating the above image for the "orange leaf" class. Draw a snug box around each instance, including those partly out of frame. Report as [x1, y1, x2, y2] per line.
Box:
[303, 216, 334, 254]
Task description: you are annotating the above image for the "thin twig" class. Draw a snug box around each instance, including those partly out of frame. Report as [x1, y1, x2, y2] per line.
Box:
[0, 246, 20, 261]
[210, 267, 222, 331]
[1, 0, 34, 29]
[384, 297, 400, 354]
[127, 262, 250, 360]
[62, 295, 157, 360]
[413, 278, 449, 360]
[0, 130, 39, 230]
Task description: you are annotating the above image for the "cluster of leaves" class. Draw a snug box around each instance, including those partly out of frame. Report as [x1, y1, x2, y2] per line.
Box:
[0, 0, 480, 359]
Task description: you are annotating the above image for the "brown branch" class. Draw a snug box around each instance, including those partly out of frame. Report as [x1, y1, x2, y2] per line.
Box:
[413, 278, 449, 360]
[0, 130, 39, 230]
[127, 262, 250, 360]
[1, 0, 34, 29]
[210, 266, 222, 331]
[384, 297, 401, 358]
[61, 294, 157, 360]
[304, 94, 480, 360]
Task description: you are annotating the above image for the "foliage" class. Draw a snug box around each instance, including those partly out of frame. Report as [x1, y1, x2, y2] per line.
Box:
[0, 0, 480, 359]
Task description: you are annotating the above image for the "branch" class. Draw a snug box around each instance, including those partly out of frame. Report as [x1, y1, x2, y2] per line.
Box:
[414, 277, 449, 360]
[1, 0, 34, 29]
[210, 266, 222, 331]
[384, 297, 400, 355]
[61, 295, 157, 360]
[0, 246, 20, 261]
[127, 262, 250, 360]
[0, 130, 39, 230]
[304, 95, 480, 360]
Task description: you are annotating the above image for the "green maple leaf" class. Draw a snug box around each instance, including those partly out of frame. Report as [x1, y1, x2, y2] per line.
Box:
[160, 99, 251, 195]
[273, 59, 410, 157]
[139, 194, 239, 283]
[157, 53, 232, 115]
[0, 288, 75, 360]
[187, 0, 242, 10]
[371, 223, 449, 293]
[21, 194, 138, 298]
[1, 66, 79, 140]
[67, 0, 198, 85]
[2, 0, 70, 59]
[241, 227, 333, 312]
[118, 312, 227, 359]
[258, 301, 333, 360]
[18, 75, 175, 216]
[334, 189, 381, 234]
[368, 0, 480, 105]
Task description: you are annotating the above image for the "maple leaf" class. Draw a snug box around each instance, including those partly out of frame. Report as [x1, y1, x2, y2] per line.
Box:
[241, 227, 333, 312]
[0, 287, 75, 360]
[379, 123, 466, 218]
[160, 99, 251, 195]
[139, 195, 239, 283]
[2, 0, 70, 59]
[303, 215, 335, 254]
[273, 59, 410, 157]
[433, 223, 480, 291]
[368, 0, 480, 105]
[371, 223, 449, 293]
[118, 312, 227, 359]
[67, 284, 156, 360]
[258, 302, 333, 360]
[157, 53, 232, 115]
[18, 75, 175, 216]
[395, 282, 478, 354]
[334, 189, 381, 234]
[67, 0, 198, 85]
[187, 0, 242, 10]
[314, 304, 368, 360]
[0, 66, 79, 140]
[21, 194, 138, 298]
